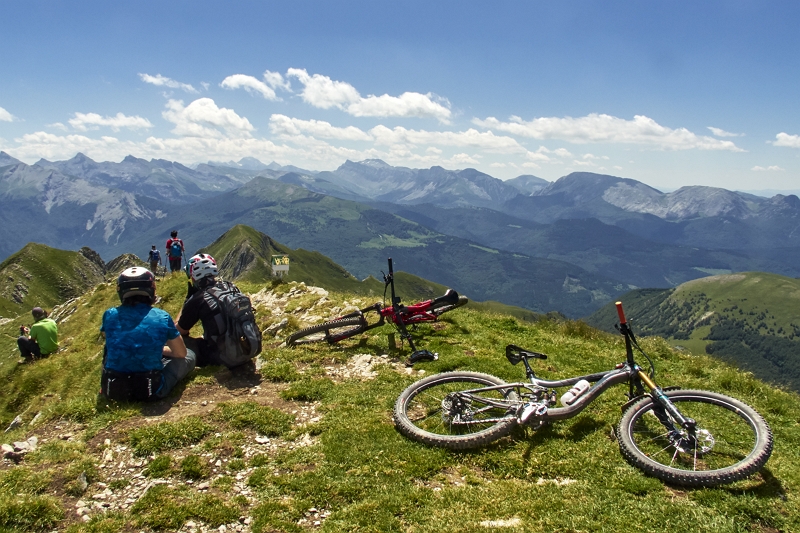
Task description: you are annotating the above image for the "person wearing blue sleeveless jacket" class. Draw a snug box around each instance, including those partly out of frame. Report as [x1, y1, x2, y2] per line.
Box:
[100, 267, 196, 401]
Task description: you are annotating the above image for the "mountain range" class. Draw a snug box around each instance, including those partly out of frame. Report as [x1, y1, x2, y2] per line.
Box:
[3, 151, 800, 316]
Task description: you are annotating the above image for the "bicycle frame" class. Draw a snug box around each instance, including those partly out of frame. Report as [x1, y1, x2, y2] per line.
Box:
[330, 258, 458, 353]
[455, 302, 696, 430]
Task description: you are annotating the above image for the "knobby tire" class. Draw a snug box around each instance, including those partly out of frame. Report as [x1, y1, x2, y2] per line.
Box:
[285, 317, 365, 346]
[393, 371, 519, 450]
[617, 389, 772, 487]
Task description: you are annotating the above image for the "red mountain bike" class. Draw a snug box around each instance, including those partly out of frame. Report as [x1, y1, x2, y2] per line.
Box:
[285, 258, 468, 365]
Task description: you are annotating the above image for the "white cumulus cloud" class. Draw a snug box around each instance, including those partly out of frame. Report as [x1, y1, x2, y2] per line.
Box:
[139, 73, 199, 94]
[773, 132, 800, 148]
[0, 106, 14, 122]
[751, 165, 785, 171]
[708, 126, 742, 137]
[368, 125, 522, 152]
[286, 68, 360, 109]
[263, 70, 291, 92]
[221, 74, 279, 100]
[162, 98, 254, 139]
[286, 68, 451, 122]
[269, 114, 371, 141]
[69, 112, 153, 132]
[473, 113, 744, 151]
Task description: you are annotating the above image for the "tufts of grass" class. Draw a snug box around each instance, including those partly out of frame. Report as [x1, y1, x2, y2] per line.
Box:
[65, 512, 127, 533]
[180, 454, 211, 480]
[0, 467, 52, 495]
[213, 401, 294, 437]
[28, 440, 90, 465]
[0, 494, 64, 531]
[280, 378, 334, 402]
[130, 485, 239, 530]
[227, 458, 246, 472]
[128, 416, 213, 456]
[251, 500, 305, 533]
[144, 455, 173, 478]
[258, 359, 302, 382]
[212, 476, 234, 492]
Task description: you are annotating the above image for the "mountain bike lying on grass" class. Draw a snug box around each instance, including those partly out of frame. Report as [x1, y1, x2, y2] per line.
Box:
[393, 302, 773, 487]
[286, 258, 468, 365]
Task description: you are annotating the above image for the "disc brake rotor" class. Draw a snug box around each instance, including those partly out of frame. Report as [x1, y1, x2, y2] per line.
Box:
[671, 428, 715, 455]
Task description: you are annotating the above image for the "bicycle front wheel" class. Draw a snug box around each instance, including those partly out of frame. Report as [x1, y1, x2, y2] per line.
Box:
[430, 296, 469, 317]
[617, 389, 773, 487]
[285, 317, 365, 346]
[393, 371, 519, 450]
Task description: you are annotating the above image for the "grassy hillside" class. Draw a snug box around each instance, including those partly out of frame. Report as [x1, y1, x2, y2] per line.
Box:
[0, 243, 105, 319]
[585, 272, 800, 392]
[0, 274, 797, 531]
[201, 224, 463, 304]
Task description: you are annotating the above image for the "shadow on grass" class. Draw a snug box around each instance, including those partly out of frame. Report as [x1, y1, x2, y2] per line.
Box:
[720, 467, 787, 500]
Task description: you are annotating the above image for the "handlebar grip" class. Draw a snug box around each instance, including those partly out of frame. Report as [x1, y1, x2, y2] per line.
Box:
[388, 257, 393, 275]
[615, 301, 627, 325]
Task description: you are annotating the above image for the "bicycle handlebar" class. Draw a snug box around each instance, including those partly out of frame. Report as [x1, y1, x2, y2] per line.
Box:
[615, 301, 627, 325]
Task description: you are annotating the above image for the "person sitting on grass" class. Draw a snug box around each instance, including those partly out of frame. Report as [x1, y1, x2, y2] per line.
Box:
[100, 267, 196, 402]
[17, 307, 58, 362]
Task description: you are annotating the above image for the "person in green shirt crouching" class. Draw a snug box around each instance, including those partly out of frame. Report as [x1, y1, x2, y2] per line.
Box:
[17, 307, 59, 362]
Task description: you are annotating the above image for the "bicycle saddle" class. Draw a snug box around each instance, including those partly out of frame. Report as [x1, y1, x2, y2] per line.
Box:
[432, 289, 459, 307]
[406, 350, 439, 367]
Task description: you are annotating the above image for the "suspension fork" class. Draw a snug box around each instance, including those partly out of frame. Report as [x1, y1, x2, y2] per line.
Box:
[616, 302, 695, 433]
[635, 368, 696, 432]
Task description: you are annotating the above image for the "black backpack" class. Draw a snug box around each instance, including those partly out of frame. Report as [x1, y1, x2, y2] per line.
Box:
[204, 281, 262, 367]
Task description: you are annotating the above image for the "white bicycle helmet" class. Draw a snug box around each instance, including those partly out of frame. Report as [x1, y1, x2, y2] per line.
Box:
[189, 253, 218, 282]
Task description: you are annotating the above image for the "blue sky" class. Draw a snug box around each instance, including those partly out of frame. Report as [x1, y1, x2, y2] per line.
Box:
[1, 1, 799, 192]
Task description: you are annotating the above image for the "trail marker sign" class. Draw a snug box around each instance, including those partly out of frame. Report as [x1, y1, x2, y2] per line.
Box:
[271, 255, 290, 277]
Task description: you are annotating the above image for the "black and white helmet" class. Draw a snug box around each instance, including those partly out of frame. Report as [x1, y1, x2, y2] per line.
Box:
[117, 267, 156, 303]
[189, 253, 218, 282]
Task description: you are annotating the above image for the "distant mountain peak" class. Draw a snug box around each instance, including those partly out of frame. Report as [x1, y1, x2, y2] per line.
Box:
[70, 152, 93, 162]
[360, 159, 392, 168]
[0, 151, 22, 167]
[122, 155, 147, 164]
[237, 157, 268, 170]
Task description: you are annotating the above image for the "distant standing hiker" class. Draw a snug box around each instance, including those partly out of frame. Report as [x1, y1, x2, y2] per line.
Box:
[17, 307, 58, 362]
[100, 267, 196, 401]
[166, 230, 184, 273]
[148, 245, 162, 274]
[176, 253, 262, 370]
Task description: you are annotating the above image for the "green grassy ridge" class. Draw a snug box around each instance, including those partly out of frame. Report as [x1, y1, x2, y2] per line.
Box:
[0, 243, 105, 319]
[0, 273, 797, 530]
[585, 272, 800, 392]
[202, 224, 466, 304]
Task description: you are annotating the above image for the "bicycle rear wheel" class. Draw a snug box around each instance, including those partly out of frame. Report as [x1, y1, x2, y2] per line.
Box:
[430, 296, 469, 317]
[617, 389, 773, 487]
[394, 371, 519, 450]
[285, 317, 365, 346]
